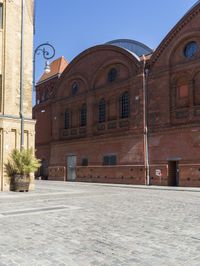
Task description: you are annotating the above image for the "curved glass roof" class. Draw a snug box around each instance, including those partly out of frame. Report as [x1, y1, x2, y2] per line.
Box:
[105, 39, 153, 57]
[186, 0, 200, 15]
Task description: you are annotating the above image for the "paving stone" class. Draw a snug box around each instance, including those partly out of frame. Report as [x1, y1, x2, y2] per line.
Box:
[0, 181, 199, 265]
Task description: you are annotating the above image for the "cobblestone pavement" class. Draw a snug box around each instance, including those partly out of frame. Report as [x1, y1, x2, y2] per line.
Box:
[0, 181, 200, 266]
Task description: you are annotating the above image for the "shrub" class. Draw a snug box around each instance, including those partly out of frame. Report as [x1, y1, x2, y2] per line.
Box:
[5, 148, 41, 177]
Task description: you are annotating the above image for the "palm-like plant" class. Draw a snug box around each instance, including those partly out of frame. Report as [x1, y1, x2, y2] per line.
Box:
[5, 148, 41, 177]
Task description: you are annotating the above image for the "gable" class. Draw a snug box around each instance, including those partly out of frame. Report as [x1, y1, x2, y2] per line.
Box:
[150, 2, 200, 69]
[56, 45, 141, 99]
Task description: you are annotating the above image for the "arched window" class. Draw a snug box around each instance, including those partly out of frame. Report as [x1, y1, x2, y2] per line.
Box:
[108, 68, 117, 82]
[120, 92, 130, 118]
[80, 104, 87, 127]
[71, 82, 79, 96]
[98, 98, 106, 123]
[64, 110, 70, 129]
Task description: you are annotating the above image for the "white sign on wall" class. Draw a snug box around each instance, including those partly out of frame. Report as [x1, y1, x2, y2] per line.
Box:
[156, 169, 162, 177]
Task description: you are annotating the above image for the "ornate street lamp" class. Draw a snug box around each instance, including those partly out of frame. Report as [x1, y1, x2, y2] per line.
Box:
[33, 42, 56, 91]
[19, 1, 55, 151]
[20, 42, 55, 150]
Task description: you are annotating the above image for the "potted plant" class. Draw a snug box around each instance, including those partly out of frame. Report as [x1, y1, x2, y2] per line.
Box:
[4, 148, 41, 192]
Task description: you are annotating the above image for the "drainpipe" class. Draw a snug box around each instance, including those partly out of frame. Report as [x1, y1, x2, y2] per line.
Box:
[20, 0, 25, 150]
[142, 56, 150, 185]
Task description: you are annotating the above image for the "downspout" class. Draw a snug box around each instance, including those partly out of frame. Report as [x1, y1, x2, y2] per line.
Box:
[142, 56, 150, 185]
[20, 0, 25, 150]
[1, 0, 7, 191]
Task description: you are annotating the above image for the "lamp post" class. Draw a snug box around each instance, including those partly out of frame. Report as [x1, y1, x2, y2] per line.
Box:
[20, 41, 55, 150]
[33, 42, 56, 92]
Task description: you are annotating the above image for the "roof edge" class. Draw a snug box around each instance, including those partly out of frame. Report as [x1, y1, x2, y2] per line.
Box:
[36, 73, 60, 86]
[150, 1, 200, 66]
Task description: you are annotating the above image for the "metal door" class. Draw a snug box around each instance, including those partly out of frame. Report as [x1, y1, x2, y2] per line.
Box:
[67, 155, 77, 181]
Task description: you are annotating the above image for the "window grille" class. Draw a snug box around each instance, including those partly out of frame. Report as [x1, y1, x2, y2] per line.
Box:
[103, 155, 117, 165]
[64, 110, 70, 129]
[99, 98, 106, 123]
[120, 92, 130, 118]
[80, 104, 87, 127]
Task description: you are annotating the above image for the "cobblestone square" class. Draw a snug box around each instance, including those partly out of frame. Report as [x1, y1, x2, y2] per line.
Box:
[0, 181, 199, 266]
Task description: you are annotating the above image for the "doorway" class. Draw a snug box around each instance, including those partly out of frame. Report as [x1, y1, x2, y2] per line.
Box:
[67, 155, 77, 181]
[168, 161, 179, 186]
[40, 159, 48, 180]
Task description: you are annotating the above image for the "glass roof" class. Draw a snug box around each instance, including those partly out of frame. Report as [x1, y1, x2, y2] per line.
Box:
[105, 39, 153, 57]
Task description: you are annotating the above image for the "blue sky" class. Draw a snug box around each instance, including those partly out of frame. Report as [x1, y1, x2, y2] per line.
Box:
[34, 0, 197, 80]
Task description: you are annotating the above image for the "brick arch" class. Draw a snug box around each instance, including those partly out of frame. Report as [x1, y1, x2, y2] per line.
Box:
[169, 31, 200, 66]
[150, 2, 200, 68]
[171, 74, 190, 86]
[91, 59, 134, 90]
[56, 74, 89, 98]
[55, 44, 141, 99]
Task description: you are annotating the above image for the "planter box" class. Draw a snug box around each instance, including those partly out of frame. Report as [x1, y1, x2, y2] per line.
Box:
[13, 175, 30, 192]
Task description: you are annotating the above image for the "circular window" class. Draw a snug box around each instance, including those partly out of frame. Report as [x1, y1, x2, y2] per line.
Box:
[71, 82, 79, 96]
[184, 41, 198, 58]
[108, 68, 117, 82]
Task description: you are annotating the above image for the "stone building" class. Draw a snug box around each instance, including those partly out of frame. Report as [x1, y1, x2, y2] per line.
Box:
[0, 0, 35, 191]
[34, 1, 200, 187]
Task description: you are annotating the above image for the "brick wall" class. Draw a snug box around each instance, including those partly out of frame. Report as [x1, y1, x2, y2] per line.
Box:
[179, 164, 200, 187]
[150, 165, 168, 186]
[76, 165, 145, 185]
[34, 3, 200, 188]
[47, 164, 200, 187]
[48, 166, 66, 181]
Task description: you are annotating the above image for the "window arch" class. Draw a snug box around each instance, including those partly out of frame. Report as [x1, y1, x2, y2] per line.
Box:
[80, 104, 87, 127]
[120, 92, 130, 118]
[64, 110, 70, 129]
[98, 98, 106, 123]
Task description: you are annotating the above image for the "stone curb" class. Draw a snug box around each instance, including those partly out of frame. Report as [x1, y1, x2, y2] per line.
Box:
[36, 180, 200, 193]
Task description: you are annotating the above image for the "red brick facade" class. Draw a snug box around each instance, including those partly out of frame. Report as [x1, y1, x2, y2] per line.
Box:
[33, 3, 200, 187]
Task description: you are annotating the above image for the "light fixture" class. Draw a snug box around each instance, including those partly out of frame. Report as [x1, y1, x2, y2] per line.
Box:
[33, 42, 55, 92]
[135, 95, 140, 100]
[44, 60, 51, 74]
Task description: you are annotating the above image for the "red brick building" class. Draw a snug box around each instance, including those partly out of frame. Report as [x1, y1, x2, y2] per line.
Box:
[33, 2, 200, 186]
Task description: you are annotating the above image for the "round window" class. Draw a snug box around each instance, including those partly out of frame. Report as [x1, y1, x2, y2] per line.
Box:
[184, 41, 198, 58]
